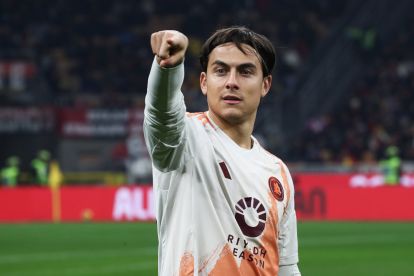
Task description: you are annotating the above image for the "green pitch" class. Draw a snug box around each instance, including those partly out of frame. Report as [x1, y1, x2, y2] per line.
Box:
[0, 222, 413, 275]
[0, 223, 158, 276]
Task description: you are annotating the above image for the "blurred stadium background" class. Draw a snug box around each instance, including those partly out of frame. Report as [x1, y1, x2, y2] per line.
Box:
[1, 0, 414, 275]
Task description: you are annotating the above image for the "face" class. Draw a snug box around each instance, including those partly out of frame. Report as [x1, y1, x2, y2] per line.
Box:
[200, 43, 272, 127]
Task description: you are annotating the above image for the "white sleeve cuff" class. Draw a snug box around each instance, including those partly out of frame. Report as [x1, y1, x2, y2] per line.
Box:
[145, 57, 185, 111]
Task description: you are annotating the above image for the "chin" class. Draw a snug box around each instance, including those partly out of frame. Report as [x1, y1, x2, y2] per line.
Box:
[220, 110, 245, 124]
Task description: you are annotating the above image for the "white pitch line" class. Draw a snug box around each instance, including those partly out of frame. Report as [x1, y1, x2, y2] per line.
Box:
[300, 233, 412, 246]
[2, 260, 158, 276]
[0, 246, 157, 264]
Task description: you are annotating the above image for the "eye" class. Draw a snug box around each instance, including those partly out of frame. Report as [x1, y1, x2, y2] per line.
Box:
[214, 67, 227, 75]
[240, 68, 254, 76]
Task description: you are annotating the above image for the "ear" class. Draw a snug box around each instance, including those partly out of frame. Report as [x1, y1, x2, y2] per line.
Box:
[261, 75, 272, 97]
[200, 72, 207, 96]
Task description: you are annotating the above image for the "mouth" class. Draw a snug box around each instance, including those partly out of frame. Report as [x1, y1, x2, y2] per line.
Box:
[222, 95, 242, 105]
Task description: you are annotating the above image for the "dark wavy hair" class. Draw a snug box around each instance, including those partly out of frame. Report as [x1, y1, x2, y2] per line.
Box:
[200, 26, 276, 77]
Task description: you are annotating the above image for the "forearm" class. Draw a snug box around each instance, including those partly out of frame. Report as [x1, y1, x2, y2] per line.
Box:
[143, 58, 186, 171]
[145, 58, 185, 111]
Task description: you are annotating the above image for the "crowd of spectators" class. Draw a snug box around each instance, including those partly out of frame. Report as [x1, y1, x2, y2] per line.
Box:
[0, 0, 346, 107]
[2, 0, 412, 165]
[290, 15, 414, 164]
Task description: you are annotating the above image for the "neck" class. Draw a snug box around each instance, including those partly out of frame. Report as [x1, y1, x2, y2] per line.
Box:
[208, 111, 255, 149]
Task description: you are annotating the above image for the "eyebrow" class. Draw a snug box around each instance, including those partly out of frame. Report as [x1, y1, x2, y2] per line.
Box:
[211, 60, 257, 70]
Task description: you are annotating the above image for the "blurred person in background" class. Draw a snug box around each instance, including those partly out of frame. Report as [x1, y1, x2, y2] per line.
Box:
[125, 132, 153, 184]
[31, 150, 51, 185]
[1, 156, 20, 187]
[48, 159, 63, 188]
[380, 145, 402, 186]
[144, 27, 300, 275]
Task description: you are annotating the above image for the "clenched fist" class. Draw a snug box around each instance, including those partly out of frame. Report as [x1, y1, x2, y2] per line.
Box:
[151, 30, 189, 68]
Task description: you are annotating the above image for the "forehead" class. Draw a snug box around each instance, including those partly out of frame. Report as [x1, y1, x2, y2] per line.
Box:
[208, 43, 261, 67]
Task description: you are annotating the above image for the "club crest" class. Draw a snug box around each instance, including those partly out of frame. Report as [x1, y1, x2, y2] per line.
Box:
[268, 176, 284, 201]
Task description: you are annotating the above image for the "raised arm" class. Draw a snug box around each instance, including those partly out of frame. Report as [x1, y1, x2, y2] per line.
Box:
[144, 31, 189, 172]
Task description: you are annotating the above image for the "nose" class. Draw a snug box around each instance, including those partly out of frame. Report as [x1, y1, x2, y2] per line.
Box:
[225, 70, 239, 90]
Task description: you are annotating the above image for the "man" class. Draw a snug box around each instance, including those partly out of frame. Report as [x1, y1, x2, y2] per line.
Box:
[31, 150, 50, 185]
[380, 145, 402, 186]
[144, 27, 301, 275]
[1, 156, 20, 187]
